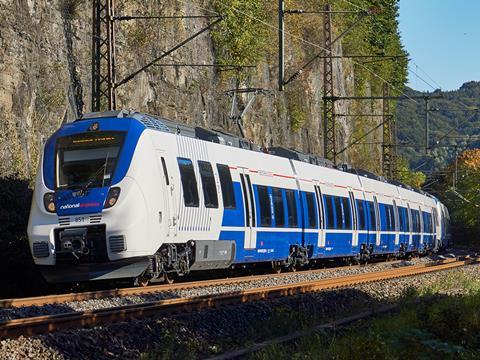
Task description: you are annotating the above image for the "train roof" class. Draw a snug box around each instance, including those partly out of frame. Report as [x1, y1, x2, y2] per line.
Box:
[75, 109, 432, 199]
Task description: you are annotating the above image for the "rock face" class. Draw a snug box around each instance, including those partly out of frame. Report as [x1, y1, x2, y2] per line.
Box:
[0, 0, 382, 179]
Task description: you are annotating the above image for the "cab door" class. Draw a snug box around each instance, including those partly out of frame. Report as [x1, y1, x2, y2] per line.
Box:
[156, 151, 177, 238]
[239, 170, 257, 249]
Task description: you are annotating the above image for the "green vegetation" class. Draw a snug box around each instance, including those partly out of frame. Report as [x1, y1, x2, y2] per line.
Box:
[396, 82, 480, 172]
[210, 0, 408, 147]
[428, 148, 480, 248]
[396, 156, 426, 188]
[255, 274, 480, 359]
[211, 0, 270, 73]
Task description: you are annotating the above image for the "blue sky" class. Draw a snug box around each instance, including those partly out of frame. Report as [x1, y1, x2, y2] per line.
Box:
[399, 0, 480, 92]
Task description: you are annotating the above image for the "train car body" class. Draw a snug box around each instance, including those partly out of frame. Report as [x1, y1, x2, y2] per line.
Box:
[27, 110, 451, 283]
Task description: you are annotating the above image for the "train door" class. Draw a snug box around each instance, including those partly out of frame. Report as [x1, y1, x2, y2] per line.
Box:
[314, 184, 325, 250]
[393, 200, 399, 247]
[407, 204, 413, 249]
[239, 171, 257, 249]
[418, 205, 424, 247]
[373, 195, 381, 247]
[432, 207, 438, 249]
[156, 151, 177, 238]
[349, 191, 358, 250]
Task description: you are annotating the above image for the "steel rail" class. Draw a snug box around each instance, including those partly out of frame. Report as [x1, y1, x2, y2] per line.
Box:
[0, 259, 410, 308]
[0, 258, 475, 339]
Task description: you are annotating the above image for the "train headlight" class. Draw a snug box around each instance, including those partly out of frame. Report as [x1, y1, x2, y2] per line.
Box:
[104, 187, 121, 209]
[43, 193, 56, 213]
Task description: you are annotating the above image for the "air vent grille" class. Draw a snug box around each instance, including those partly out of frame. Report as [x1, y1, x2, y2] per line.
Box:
[32, 242, 49, 258]
[140, 116, 171, 132]
[58, 217, 70, 226]
[109, 235, 126, 253]
[90, 214, 102, 224]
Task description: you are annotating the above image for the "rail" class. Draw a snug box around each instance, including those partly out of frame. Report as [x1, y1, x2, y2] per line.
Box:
[0, 257, 476, 339]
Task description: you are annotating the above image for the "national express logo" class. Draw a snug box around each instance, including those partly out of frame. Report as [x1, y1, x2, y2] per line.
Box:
[60, 202, 100, 210]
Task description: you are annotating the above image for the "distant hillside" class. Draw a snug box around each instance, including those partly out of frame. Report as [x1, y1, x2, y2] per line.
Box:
[396, 81, 480, 172]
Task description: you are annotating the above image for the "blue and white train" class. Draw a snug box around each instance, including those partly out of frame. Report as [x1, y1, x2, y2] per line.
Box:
[27, 110, 451, 283]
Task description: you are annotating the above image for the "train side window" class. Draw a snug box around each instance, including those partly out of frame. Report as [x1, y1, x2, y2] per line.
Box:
[257, 185, 272, 227]
[356, 200, 366, 230]
[325, 195, 335, 229]
[285, 189, 298, 228]
[412, 210, 420, 232]
[305, 192, 317, 229]
[160, 157, 169, 186]
[272, 188, 285, 227]
[367, 201, 376, 231]
[333, 196, 342, 228]
[177, 158, 199, 207]
[198, 161, 218, 208]
[388, 205, 396, 231]
[217, 164, 236, 209]
[342, 197, 352, 230]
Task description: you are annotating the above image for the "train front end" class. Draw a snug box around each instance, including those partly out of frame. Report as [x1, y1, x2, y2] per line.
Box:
[27, 115, 151, 283]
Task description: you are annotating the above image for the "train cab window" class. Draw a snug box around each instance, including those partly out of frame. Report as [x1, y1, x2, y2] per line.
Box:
[217, 164, 236, 209]
[257, 185, 272, 227]
[272, 188, 285, 227]
[305, 192, 317, 229]
[177, 158, 199, 207]
[285, 189, 298, 227]
[198, 161, 218, 208]
[324, 195, 335, 229]
[356, 200, 366, 230]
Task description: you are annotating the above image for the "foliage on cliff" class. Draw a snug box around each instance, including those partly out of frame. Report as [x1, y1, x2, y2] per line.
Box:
[211, 0, 408, 162]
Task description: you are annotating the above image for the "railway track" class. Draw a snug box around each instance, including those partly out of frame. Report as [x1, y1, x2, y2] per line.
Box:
[0, 259, 406, 308]
[0, 256, 476, 339]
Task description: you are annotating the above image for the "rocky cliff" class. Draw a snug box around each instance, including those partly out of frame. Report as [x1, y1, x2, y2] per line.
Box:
[0, 0, 407, 179]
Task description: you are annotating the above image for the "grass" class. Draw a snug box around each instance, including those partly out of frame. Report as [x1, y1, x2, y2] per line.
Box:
[254, 272, 480, 359]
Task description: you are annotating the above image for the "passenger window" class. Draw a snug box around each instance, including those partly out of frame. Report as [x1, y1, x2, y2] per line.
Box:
[177, 158, 199, 207]
[272, 188, 285, 227]
[198, 161, 218, 208]
[325, 195, 335, 229]
[333, 196, 342, 228]
[368, 201, 376, 231]
[342, 197, 352, 230]
[285, 189, 298, 227]
[356, 200, 366, 230]
[161, 157, 169, 186]
[217, 164, 236, 209]
[257, 186, 272, 227]
[305, 192, 317, 229]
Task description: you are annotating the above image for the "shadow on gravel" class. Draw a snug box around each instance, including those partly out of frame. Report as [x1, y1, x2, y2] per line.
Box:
[33, 285, 437, 359]
[0, 177, 48, 298]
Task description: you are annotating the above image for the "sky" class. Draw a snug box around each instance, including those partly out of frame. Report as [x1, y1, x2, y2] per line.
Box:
[398, 0, 480, 92]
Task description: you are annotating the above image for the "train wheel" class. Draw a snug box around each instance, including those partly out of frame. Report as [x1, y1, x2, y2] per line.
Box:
[272, 262, 282, 274]
[163, 273, 175, 285]
[135, 276, 150, 287]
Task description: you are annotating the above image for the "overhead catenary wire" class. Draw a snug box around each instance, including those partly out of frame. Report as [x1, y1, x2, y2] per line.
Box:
[184, 0, 419, 104]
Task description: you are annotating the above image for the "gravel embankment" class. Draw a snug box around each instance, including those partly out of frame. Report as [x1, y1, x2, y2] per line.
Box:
[0, 256, 439, 321]
[0, 255, 478, 360]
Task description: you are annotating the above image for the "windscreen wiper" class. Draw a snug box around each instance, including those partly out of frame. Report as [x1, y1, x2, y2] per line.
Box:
[79, 153, 109, 196]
